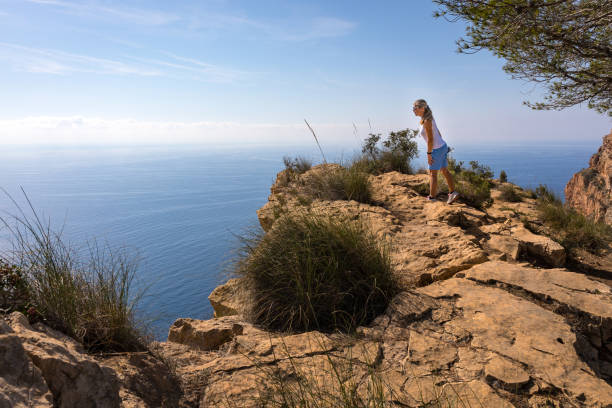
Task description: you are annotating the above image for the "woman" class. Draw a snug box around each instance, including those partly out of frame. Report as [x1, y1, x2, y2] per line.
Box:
[412, 99, 459, 204]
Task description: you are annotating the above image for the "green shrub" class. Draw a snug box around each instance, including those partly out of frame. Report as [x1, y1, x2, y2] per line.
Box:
[452, 160, 493, 208]
[534, 184, 561, 204]
[499, 170, 507, 183]
[0, 262, 35, 317]
[1, 196, 145, 352]
[358, 129, 418, 175]
[234, 212, 397, 333]
[412, 156, 492, 208]
[531, 184, 612, 253]
[499, 184, 522, 202]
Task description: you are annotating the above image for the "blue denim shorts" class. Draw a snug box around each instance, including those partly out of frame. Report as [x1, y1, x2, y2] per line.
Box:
[429, 144, 448, 171]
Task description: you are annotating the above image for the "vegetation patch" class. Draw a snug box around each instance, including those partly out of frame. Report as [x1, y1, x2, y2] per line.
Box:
[278, 156, 313, 187]
[449, 159, 493, 209]
[354, 129, 419, 175]
[414, 157, 493, 209]
[530, 185, 612, 253]
[499, 184, 522, 202]
[234, 212, 397, 333]
[0, 262, 34, 318]
[0, 196, 146, 353]
[303, 166, 372, 204]
[499, 170, 507, 183]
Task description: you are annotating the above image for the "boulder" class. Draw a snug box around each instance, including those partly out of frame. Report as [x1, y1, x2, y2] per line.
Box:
[7, 312, 121, 408]
[0, 333, 53, 408]
[208, 278, 245, 318]
[168, 316, 243, 351]
[485, 234, 521, 260]
[511, 225, 566, 266]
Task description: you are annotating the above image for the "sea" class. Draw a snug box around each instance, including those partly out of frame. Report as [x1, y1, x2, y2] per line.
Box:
[0, 141, 602, 338]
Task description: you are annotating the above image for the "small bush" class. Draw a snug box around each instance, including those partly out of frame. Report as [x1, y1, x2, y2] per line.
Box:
[531, 184, 612, 253]
[413, 155, 492, 208]
[234, 212, 397, 333]
[499, 184, 522, 202]
[283, 156, 312, 175]
[452, 160, 493, 208]
[499, 170, 507, 183]
[358, 129, 418, 175]
[1, 194, 145, 352]
[0, 262, 34, 317]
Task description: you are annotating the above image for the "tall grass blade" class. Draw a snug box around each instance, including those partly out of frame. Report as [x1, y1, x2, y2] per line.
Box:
[304, 119, 327, 164]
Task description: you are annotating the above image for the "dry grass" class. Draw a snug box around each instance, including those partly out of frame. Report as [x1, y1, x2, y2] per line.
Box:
[0, 191, 146, 352]
[233, 212, 397, 333]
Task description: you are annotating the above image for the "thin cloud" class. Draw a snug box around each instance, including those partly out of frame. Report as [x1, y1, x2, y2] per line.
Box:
[24, 0, 179, 26]
[280, 17, 357, 41]
[0, 42, 251, 82]
[185, 11, 356, 41]
[0, 116, 355, 146]
[159, 52, 252, 83]
[0, 43, 161, 76]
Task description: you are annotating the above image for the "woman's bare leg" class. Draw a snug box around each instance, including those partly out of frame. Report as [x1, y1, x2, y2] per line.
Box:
[429, 169, 438, 197]
[441, 167, 455, 192]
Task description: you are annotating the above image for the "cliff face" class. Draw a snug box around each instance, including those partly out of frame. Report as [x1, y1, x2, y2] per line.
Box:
[566, 131, 612, 224]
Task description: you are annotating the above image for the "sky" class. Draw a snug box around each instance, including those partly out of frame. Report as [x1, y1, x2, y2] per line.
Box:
[0, 0, 610, 147]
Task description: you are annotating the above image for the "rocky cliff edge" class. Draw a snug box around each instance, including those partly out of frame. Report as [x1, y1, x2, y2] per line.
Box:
[3, 167, 612, 407]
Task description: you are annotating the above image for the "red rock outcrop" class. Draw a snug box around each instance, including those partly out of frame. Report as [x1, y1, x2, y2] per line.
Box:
[566, 131, 612, 224]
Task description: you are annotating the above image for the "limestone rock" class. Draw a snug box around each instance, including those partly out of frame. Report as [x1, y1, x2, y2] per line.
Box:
[566, 131, 612, 224]
[100, 352, 183, 408]
[168, 316, 243, 351]
[7, 312, 121, 408]
[485, 234, 521, 260]
[484, 355, 530, 389]
[0, 333, 53, 408]
[511, 225, 566, 266]
[441, 380, 515, 408]
[418, 278, 612, 407]
[208, 277, 245, 318]
[385, 290, 438, 327]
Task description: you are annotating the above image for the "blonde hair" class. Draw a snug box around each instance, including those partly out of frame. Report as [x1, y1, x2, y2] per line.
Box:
[414, 99, 433, 124]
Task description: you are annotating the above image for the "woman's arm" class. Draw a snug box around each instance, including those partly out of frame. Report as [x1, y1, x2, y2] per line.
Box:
[424, 120, 434, 164]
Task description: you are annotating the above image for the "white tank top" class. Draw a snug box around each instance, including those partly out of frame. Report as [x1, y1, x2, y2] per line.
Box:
[419, 118, 446, 150]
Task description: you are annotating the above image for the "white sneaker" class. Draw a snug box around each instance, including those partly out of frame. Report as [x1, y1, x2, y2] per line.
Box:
[447, 191, 459, 204]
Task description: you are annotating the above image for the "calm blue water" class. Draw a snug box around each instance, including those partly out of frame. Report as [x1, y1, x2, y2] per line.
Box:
[0, 141, 601, 338]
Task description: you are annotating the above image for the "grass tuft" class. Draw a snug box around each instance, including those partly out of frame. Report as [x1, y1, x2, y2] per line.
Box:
[234, 212, 397, 333]
[0, 191, 146, 352]
[499, 184, 522, 202]
[305, 166, 372, 204]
